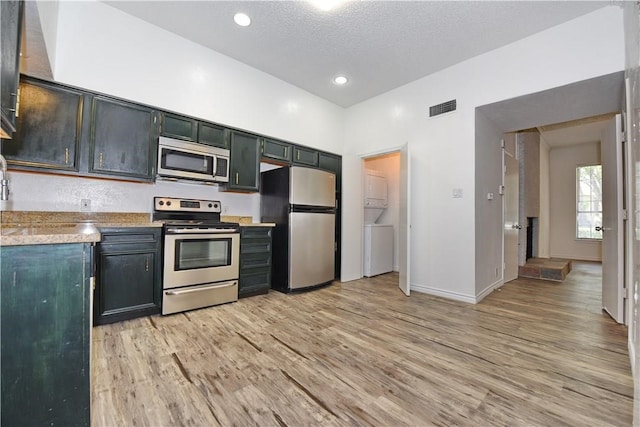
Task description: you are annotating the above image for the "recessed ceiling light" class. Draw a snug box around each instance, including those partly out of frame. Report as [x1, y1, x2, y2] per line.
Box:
[311, 0, 343, 12]
[333, 75, 348, 85]
[234, 13, 251, 27]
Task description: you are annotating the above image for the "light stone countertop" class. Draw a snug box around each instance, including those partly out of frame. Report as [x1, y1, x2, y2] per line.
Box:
[0, 211, 160, 246]
[0, 223, 102, 246]
[0, 211, 274, 246]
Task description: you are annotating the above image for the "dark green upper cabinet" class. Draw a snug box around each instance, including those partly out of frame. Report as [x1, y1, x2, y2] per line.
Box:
[160, 112, 228, 149]
[199, 122, 228, 149]
[0, 0, 24, 138]
[4, 78, 83, 171]
[228, 131, 260, 192]
[318, 152, 341, 188]
[293, 146, 319, 167]
[160, 112, 197, 141]
[262, 138, 292, 163]
[89, 96, 158, 181]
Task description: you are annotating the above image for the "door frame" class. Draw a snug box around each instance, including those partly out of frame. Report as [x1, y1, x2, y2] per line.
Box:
[359, 145, 410, 293]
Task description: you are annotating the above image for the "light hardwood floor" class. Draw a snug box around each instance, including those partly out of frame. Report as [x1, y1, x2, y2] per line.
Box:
[92, 262, 633, 426]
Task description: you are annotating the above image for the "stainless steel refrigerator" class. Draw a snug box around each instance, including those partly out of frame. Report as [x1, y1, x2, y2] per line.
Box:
[260, 166, 336, 292]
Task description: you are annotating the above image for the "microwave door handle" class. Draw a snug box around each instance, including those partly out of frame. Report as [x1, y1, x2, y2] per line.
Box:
[212, 155, 217, 177]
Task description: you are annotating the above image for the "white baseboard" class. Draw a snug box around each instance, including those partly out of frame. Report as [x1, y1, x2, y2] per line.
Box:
[411, 279, 503, 304]
[411, 284, 477, 304]
[549, 254, 602, 262]
[475, 279, 504, 303]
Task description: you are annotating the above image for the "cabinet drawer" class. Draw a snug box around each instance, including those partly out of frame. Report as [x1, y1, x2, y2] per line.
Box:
[240, 227, 272, 239]
[239, 269, 271, 297]
[99, 228, 159, 244]
[241, 239, 271, 254]
[240, 252, 271, 270]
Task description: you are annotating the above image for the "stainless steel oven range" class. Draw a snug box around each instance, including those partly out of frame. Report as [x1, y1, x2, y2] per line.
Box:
[153, 197, 240, 315]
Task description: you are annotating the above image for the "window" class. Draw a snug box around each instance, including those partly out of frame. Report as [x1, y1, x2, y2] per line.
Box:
[576, 165, 602, 239]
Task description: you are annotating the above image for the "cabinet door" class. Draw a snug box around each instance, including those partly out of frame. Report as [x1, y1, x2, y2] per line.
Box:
[0, 0, 24, 137]
[199, 122, 228, 148]
[161, 112, 197, 141]
[96, 250, 159, 324]
[89, 96, 157, 181]
[228, 131, 260, 191]
[4, 78, 83, 171]
[95, 228, 161, 325]
[262, 138, 292, 162]
[293, 146, 319, 166]
[1, 243, 90, 427]
[318, 152, 341, 185]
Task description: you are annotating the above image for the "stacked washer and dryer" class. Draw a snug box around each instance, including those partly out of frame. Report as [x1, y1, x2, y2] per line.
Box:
[363, 169, 394, 277]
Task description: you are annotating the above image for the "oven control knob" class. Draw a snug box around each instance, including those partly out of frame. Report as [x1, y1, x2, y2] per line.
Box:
[166, 201, 172, 206]
[213, 203, 219, 209]
[208, 203, 213, 208]
[158, 200, 164, 206]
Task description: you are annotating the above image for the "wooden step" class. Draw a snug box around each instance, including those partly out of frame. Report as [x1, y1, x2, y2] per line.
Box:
[518, 258, 572, 282]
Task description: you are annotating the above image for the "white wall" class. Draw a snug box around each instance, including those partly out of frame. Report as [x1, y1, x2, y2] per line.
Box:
[364, 153, 400, 271]
[5, 0, 344, 220]
[3, 171, 259, 216]
[538, 139, 551, 258]
[35, 0, 59, 71]
[549, 142, 602, 261]
[343, 6, 624, 297]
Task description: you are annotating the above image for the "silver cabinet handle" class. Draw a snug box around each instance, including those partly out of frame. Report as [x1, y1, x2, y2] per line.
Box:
[166, 281, 237, 295]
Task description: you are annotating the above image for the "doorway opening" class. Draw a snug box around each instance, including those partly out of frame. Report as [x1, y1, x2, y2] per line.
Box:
[362, 151, 400, 277]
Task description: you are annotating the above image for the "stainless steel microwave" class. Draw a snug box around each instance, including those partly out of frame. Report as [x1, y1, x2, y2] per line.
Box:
[157, 136, 229, 183]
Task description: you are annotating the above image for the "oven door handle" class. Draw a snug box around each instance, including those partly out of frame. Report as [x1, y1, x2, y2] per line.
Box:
[166, 228, 237, 234]
[165, 281, 237, 295]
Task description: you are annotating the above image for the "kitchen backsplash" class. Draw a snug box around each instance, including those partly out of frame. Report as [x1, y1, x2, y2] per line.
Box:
[1, 170, 260, 218]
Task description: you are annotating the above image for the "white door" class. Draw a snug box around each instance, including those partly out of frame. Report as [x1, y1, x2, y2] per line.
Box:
[399, 143, 411, 296]
[601, 114, 625, 324]
[504, 150, 520, 282]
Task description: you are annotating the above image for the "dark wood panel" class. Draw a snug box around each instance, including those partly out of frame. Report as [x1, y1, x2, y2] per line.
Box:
[89, 96, 157, 180]
[2, 243, 90, 427]
[5, 78, 83, 170]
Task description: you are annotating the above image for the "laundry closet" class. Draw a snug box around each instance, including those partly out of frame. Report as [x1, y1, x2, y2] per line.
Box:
[363, 153, 400, 277]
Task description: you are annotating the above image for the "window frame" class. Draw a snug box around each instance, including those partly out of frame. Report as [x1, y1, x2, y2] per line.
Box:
[575, 163, 603, 241]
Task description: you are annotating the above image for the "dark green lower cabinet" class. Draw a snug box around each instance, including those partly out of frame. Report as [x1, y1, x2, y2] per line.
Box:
[239, 226, 272, 297]
[95, 227, 161, 325]
[1, 243, 91, 427]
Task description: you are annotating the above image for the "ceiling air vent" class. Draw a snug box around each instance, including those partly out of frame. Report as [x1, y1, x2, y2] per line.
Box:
[429, 99, 457, 117]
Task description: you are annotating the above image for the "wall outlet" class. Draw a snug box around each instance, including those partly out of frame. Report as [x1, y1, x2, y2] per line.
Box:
[81, 199, 91, 211]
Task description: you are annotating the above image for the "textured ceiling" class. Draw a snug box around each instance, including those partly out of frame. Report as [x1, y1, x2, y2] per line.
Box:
[103, 0, 609, 108]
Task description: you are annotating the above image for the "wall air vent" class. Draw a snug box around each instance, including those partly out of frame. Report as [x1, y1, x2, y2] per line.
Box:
[429, 99, 457, 117]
